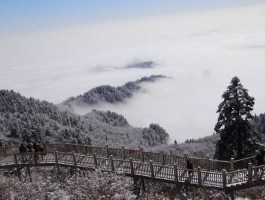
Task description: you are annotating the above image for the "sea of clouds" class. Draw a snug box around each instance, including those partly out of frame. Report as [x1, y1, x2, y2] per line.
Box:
[0, 3, 265, 142]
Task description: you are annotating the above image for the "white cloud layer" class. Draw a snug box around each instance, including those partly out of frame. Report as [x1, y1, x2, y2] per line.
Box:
[1, 3, 265, 142]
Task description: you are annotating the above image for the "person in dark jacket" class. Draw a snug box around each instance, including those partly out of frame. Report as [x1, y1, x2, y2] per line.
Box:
[187, 157, 194, 175]
[19, 143, 26, 153]
[33, 142, 37, 152]
[255, 150, 265, 177]
[256, 150, 264, 165]
[19, 143, 27, 162]
[36, 144, 45, 160]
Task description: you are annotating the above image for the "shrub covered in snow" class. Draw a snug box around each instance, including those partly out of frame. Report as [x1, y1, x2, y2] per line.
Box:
[0, 167, 136, 200]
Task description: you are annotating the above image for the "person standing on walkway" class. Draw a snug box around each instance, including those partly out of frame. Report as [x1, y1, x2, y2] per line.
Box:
[26, 142, 33, 152]
[19, 143, 27, 162]
[255, 150, 264, 177]
[187, 158, 193, 173]
[255, 150, 264, 166]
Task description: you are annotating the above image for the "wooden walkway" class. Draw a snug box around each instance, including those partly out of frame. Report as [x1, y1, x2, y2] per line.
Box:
[1, 143, 265, 192]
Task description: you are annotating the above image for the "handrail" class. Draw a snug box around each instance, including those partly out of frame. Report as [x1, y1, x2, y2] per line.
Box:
[0, 151, 264, 191]
[0, 143, 259, 172]
[233, 156, 255, 170]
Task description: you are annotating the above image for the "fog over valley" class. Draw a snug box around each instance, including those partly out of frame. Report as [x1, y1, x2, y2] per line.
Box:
[1, 3, 265, 142]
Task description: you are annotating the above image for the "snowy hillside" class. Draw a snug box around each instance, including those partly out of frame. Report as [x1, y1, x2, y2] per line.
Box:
[0, 90, 168, 148]
[60, 75, 166, 111]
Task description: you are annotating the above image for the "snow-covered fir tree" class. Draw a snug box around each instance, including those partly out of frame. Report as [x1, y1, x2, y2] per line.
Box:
[214, 76, 258, 160]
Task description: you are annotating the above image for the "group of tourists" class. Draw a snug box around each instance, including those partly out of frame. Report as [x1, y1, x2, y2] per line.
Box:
[19, 142, 44, 153]
[19, 142, 45, 162]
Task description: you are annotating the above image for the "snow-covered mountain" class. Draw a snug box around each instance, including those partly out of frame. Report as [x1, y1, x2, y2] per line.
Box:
[60, 75, 166, 111]
[0, 89, 168, 148]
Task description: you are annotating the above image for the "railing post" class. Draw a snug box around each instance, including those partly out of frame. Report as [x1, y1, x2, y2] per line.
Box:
[74, 144, 77, 153]
[66, 143, 71, 152]
[105, 144, 109, 158]
[71, 144, 75, 153]
[140, 148, 144, 162]
[43, 143, 47, 153]
[230, 158, 234, 172]
[93, 153, 98, 168]
[248, 163, 253, 184]
[13, 153, 21, 181]
[130, 158, 134, 176]
[72, 152, 77, 169]
[88, 145, 92, 155]
[110, 155, 115, 172]
[206, 155, 210, 171]
[184, 153, 188, 168]
[160, 151, 165, 165]
[82, 144, 86, 154]
[198, 167, 202, 186]
[89, 145, 95, 156]
[174, 165, 178, 183]
[79, 144, 82, 154]
[64, 143, 68, 152]
[254, 156, 258, 166]
[222, 169, 227, 188]
[34, 152, 38, 165]
[13, 153, 18, 166]
[150, 160, 154, 179]
[85, 145, 89, 155]
[77, 144, 83, 154]
[121, 146, 125, 160]
[100, 146, 104, 156]
[76, 144, 80, 154]
[55, 151, 59, 166]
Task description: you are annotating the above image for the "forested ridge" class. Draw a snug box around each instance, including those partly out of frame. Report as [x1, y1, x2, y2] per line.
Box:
[0, 89, 168, 148]
[61, 75, 166, 110]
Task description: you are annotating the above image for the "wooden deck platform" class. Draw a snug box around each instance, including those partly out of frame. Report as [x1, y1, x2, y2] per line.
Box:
[1, 143, 265, 192]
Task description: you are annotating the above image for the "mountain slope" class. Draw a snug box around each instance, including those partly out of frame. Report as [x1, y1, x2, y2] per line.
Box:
[60, 75, 166, 110]
[0, 90, 168, 148]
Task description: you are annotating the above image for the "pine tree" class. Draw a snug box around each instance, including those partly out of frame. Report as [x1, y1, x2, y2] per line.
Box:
[214, 76, 258, 160]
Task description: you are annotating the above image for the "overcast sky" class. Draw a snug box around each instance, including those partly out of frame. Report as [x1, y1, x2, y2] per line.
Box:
[0, 1, 265, 142]
[0, 0, 264, 35]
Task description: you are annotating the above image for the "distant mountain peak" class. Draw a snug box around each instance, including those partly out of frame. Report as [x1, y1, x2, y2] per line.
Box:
[126, 61, 157, 69]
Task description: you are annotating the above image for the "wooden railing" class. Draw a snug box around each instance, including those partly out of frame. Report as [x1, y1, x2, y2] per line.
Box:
[0, 143, 256, 172]
[47, 143, 256, 172]
[0, 152, 225, 188]
[233, 156, 255, 170]
[0, 151, 264, 190]
[0, 148, 265, 189]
